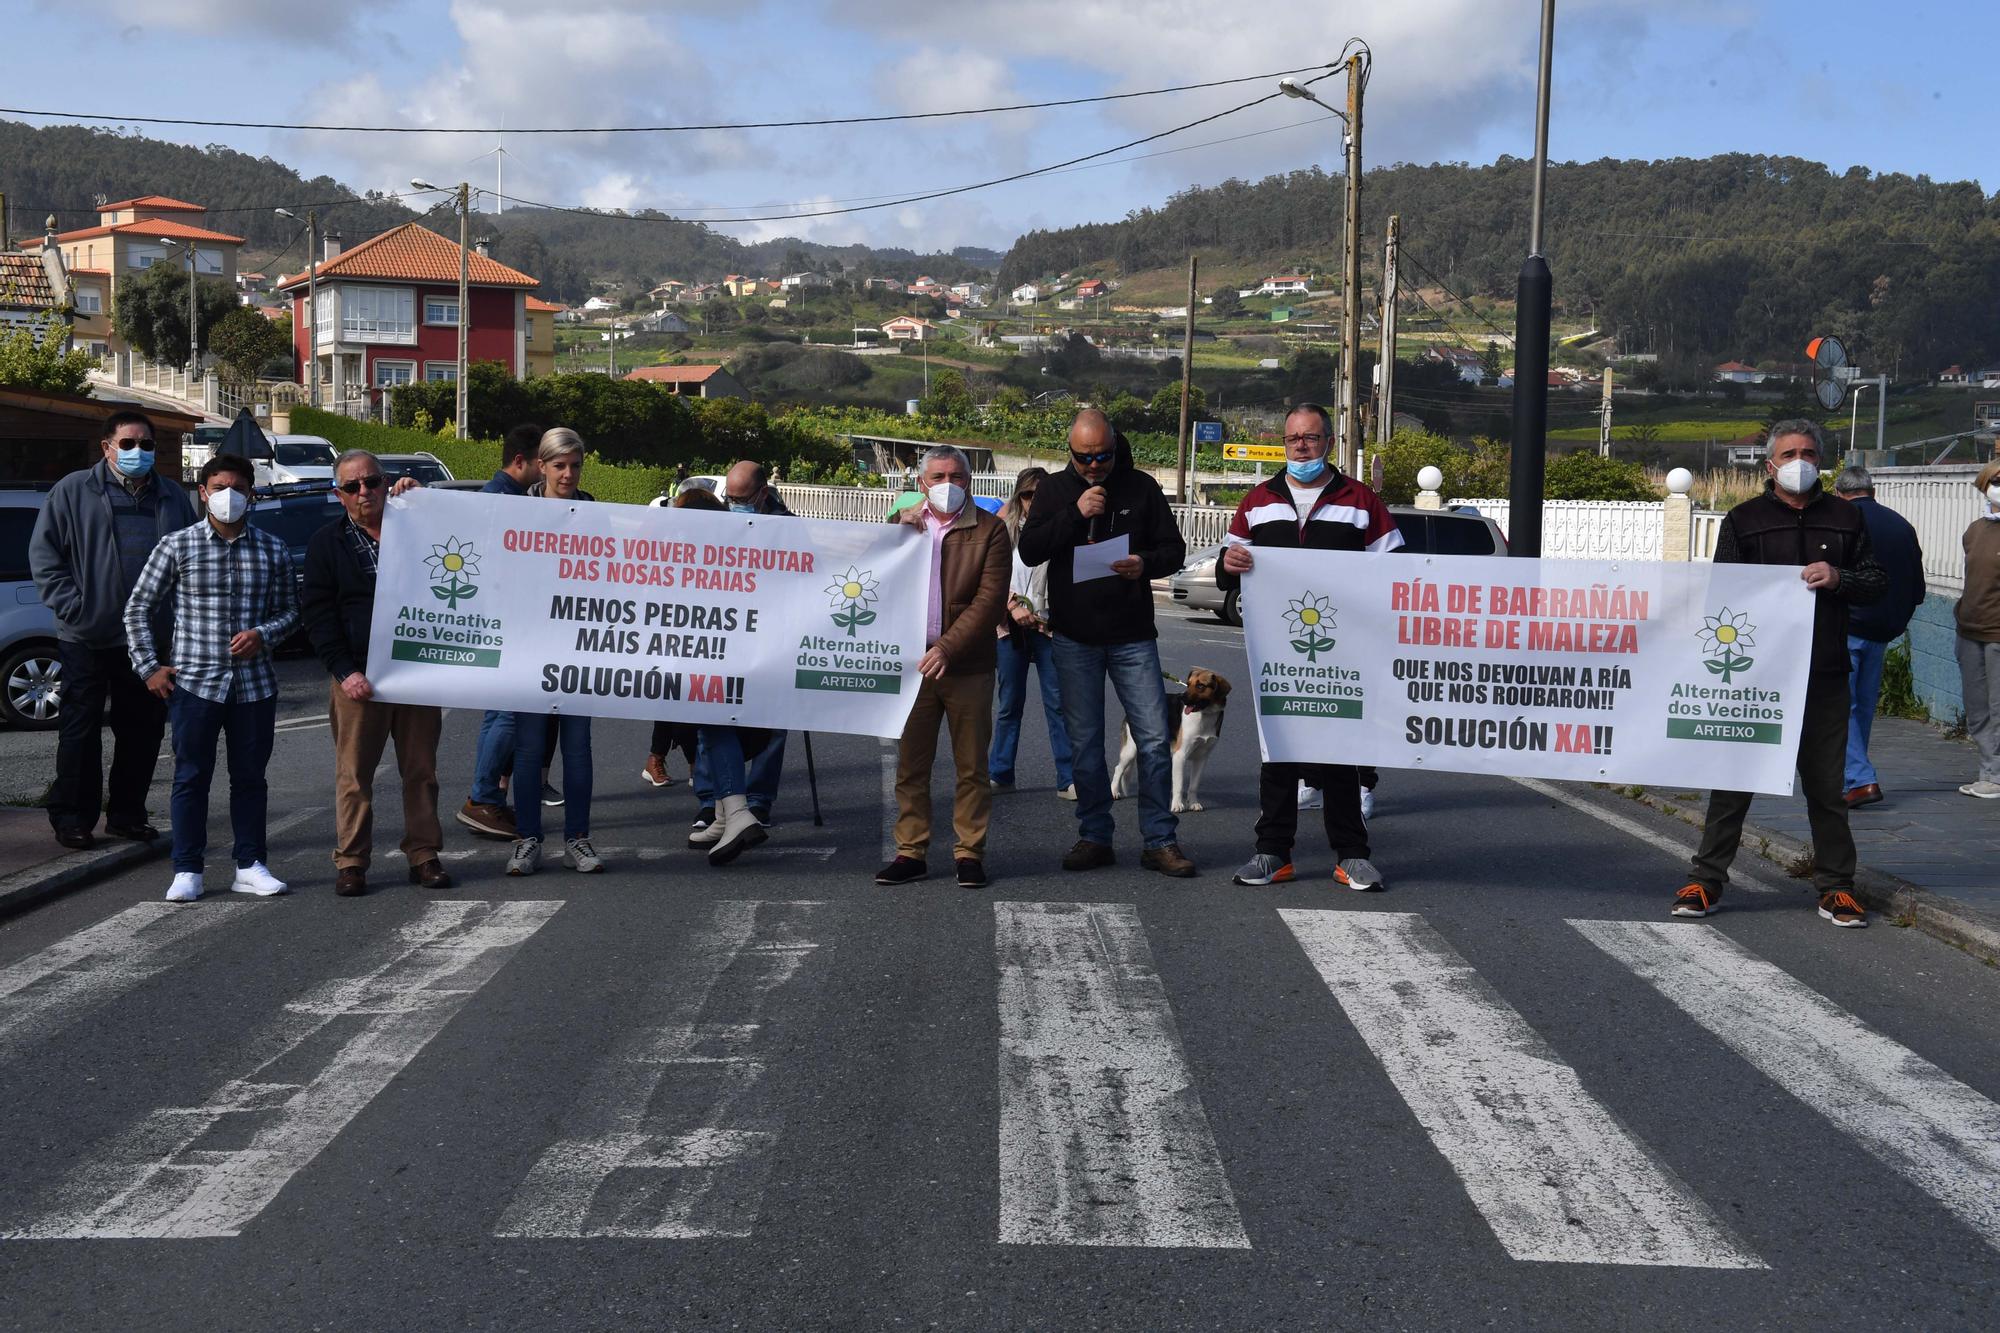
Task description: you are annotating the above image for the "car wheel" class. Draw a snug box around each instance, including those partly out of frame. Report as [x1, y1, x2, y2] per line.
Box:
[1222, 590, 1241, 627]
[0, 643, 63, 730]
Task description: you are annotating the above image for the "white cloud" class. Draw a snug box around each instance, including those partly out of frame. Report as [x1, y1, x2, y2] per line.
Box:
[79, 0, 399, 41]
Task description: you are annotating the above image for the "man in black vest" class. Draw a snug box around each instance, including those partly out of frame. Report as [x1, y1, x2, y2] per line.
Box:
[1675, 420, 1887, 927]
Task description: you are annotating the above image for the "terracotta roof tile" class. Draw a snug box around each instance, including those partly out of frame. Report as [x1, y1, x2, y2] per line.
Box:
[276, 222, 537, 290]
[624, 365, 723, 383]
[0, 253, 58, 310]
[525, 297, 564, 312]
[40, 218, 246, 245]
[100, 195, 207, 213]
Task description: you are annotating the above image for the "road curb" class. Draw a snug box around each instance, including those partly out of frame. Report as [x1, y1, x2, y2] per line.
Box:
[0, 836, 164, 921]
[1619, 787, 2000, 966]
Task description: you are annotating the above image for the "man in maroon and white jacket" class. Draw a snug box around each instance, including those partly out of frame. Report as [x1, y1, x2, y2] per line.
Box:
[1216, 403, 1402, 890]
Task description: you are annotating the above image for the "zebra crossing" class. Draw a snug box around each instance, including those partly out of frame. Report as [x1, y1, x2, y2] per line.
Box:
[2, 893, 1998, 1265]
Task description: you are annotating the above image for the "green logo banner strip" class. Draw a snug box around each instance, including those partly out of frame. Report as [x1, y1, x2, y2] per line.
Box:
[1665, 718, 1783, 745]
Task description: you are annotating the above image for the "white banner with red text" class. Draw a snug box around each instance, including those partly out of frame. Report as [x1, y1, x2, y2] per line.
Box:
[365, 488, 927, 737]
[1241, 549, 1818, 795]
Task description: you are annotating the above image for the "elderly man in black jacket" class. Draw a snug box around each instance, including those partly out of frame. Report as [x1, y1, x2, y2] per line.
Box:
[1675, 421, 1888, 928]
[301, 450, 449, 897]
[1018, 409, 1197, 878]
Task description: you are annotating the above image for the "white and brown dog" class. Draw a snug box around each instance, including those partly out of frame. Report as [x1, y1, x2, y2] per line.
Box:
[1111, 667, 1232, 813]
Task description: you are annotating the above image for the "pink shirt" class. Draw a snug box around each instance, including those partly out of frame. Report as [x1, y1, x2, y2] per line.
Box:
[924, 504, 953, 644]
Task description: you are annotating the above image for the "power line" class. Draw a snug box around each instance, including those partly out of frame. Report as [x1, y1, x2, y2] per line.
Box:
[1400, 249, 1517, 347]
[0, 64, 1336, 136]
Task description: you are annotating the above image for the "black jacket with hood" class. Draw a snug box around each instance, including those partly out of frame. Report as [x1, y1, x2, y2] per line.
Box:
[1017, 432, 1186, 645]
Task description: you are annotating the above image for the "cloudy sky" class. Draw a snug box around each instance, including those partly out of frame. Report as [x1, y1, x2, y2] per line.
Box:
[6, 0, 1990, 250]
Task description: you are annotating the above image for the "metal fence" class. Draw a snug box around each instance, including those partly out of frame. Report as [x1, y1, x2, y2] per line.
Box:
[1870, 465, 1985, 594]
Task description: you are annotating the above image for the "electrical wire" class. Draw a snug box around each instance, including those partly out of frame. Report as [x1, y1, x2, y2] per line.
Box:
[1400, 250, 1517, 347]
[0, 64, 1336, 136]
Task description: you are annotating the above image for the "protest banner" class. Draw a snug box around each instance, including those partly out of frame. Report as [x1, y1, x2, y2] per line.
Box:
[365, 488, 928, 738]
[1242, 550, 1817, 795]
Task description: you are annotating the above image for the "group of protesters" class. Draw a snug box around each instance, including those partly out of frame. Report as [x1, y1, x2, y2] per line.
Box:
[25, 401, 1985, 927]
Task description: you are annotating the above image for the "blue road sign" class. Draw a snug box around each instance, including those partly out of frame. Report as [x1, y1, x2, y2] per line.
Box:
[1194, 421, 1223, 443]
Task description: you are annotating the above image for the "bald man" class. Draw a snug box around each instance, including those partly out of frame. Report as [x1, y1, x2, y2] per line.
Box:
[1017, 411, 1197, 878]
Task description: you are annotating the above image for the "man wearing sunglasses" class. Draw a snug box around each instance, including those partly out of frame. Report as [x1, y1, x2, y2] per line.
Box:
[30, 410, 200, 850]
[302, 451, 447, 897]
[1017, 409, 1197, 878]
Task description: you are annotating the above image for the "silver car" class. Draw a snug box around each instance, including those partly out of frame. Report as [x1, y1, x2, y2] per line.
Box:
[1168, 505, 1507, 627]
[0, 486, 64, 728]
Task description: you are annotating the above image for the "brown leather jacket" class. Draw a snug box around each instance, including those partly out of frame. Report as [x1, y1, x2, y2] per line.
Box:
[891, 502, 1012, 675]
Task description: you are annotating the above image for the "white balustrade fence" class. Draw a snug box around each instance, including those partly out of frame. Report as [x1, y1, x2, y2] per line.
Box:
[776, 484, 899, 523]
[1869, 465, 1985, 595]
[1451, 499, 1723, 563]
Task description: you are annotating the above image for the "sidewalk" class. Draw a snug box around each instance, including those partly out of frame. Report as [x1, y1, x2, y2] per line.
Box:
[1622, 715, 2000, 962]
[0, 806, 164, 918]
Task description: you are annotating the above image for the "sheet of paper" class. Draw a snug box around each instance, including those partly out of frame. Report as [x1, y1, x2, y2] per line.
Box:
[1072, 533, 1131, 583]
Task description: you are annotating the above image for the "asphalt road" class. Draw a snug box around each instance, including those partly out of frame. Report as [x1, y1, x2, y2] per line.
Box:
[1, 605, 1997, 1331]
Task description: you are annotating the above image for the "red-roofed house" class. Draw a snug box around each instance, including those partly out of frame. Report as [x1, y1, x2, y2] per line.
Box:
[23, 195, 245, 364]
[275, 221, 540, 410]
[622, 364, 747, 399]
[1073, 279, 1107, 300]
[881, 315, 935, 342]
[525, 297, 563, 378]
[1712, 360, 1766, 385]
[1256, 274, 1310, 296]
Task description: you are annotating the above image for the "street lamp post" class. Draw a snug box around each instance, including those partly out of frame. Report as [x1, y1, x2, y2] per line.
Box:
[412, 179, 472, 436]
[1507, 0, 1558, 558]
[275, 208, 320, 407]
[1280, 67, 1362, 473]
[158, 237, 200, 383]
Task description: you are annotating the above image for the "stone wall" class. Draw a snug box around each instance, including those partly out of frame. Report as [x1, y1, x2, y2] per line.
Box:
[1905, 592, 1964, 722]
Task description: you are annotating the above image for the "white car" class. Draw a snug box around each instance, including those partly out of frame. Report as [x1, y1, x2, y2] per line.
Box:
[268, 434, 337, 484]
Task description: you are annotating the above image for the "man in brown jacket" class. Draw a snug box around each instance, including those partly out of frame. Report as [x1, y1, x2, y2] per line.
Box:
[876, 446, 1012, 887]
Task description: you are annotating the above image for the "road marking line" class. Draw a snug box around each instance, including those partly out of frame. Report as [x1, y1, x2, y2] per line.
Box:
[495, 899, 834, 1239]
[0, 903, 248, 1063]
[5, 899, 560, 1239]
[1510, 777, 1782, 895]
[995, 900, 1250, 1249]
[879, 738, 898, 864]
[1280, 909, 1762, 1268]
[1572, 919, 2000, 1255]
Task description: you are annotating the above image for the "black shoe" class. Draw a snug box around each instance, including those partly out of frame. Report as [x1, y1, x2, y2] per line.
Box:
[54, 826, 95, 851]
[690, 806, 715, 831]
[1061, 839, 1116, 871]
[956, 858, 987, 888]
[104, 822, 161, 841]
[874, 856, 928, 885]
[749, 805, 771, 828]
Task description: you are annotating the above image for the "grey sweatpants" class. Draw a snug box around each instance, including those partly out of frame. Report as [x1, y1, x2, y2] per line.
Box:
[1957, 635, 2000, 783]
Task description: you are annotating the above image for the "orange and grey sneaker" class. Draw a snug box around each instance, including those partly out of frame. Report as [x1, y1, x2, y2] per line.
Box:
[1818, 890, 1868, 929]
[1232, 853, 1294, 886]
[1334, 857, 1384, 892]
[1671, 883, 1721, 918]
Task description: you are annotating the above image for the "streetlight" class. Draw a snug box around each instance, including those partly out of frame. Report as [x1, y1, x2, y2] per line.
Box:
[275, 207, 320, 407]
[1280, 68, 1363, 473]
[1507, 0, 1558, 558]
[411, 177, 471, 437]
[155, 236, 201, 382]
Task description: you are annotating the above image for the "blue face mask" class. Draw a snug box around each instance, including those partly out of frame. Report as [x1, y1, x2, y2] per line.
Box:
[1286, 455, 1328, 483]
[114, 447, 154, 478]
[728, 502, 756, 514]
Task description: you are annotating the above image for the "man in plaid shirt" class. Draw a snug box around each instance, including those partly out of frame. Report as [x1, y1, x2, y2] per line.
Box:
[125, 452, 300, 903]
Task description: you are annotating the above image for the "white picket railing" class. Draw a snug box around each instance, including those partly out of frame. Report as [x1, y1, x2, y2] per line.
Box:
[1870, 465, 1985, 594]
[776, 484, 900, 523]
[1451, 498, 1725, 563]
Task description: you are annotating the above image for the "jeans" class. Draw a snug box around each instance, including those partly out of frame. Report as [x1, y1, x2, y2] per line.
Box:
[1845, 635, 1889, 789]
[1051, 634, 1177, 849]
[513, 712, 591, 841]
[1691, 675, 1854, 893]
[470, 708, 515, 805]
[989, 630, 1074, 789]
[692, 728, 785, 811]
[166, 690, 277, 875]
[49, 640, 166, 833]
[696, 727, 749, 800]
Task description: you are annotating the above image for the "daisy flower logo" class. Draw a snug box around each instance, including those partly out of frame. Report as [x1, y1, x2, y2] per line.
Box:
[826, 566, 880, 636]
[1697, 606, 1756, 682]
[1283, 592, 1338, 662]
[424, 536, 481, 609]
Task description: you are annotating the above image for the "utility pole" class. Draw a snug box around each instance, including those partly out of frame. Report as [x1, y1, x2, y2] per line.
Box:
[1597, 365, 1614, 457]
[1338, 52, 1365, 474]
[1375, 215, 1399, 444]
[186, 244, 199, 381]
[456, 181, 470, 436]
[1507, 0, 1556, 557]
[1176, 255, 1198, 502]
[280, 208, 323, 408]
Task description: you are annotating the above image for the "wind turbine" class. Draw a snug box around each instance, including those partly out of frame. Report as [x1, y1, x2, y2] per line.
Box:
[469, 134, 513, 214]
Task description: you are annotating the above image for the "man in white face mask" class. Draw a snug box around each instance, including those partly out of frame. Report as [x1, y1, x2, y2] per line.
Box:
[877, 445, 1011, 887]
[124, 453, 300, 903]
[1672, 420, 1888, 929]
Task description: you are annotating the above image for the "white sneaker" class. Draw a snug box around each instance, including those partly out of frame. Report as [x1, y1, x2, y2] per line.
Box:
[1057, 784, 1077, 801]
[1959, 780, 2000, 800]
[230, 862, 289, 896]
[165, 871, 203, 903]
[565, 837, 605, 873]
[507, 836, 543, 876]
[1360, 785, 1375, 821]
[1298, 783, 1323, 810]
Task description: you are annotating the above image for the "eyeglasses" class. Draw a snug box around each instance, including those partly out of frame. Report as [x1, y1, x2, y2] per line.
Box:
[1019, 490, 1038, 502]
[1285, 433, 1328, 446]
[113, 437, 156, 451]
[1071, 450, 1116, 465]
[336, 475, 387, 494]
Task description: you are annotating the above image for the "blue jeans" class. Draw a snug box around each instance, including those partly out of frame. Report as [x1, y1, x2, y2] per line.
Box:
[513, 712, 591, 841]
[693, 729, 785, 810]
[470, 708, 514, 805]
[990, 630, 1074, 789]
[167, 691, 277, 874]
[1846, 636, 1889, 789]
[1051, 635, 1176, 849]
[697, 727, 749, 800]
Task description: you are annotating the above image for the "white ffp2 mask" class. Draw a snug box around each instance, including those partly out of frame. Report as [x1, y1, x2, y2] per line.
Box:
[927, 482, 966, 514]
[206, 486, 249, 524]
[1775, 459, 1819, 494]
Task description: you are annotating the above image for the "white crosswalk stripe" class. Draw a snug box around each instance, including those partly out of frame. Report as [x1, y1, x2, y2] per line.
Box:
[0, 903, 250, 1063]
[4, 900, 559, 1239]
[1281, 910, 1763, 1267]
[995, 901, 1250, 1249]
[1572, 919, 2000, 1256]
[496, 899, 836, 1238]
